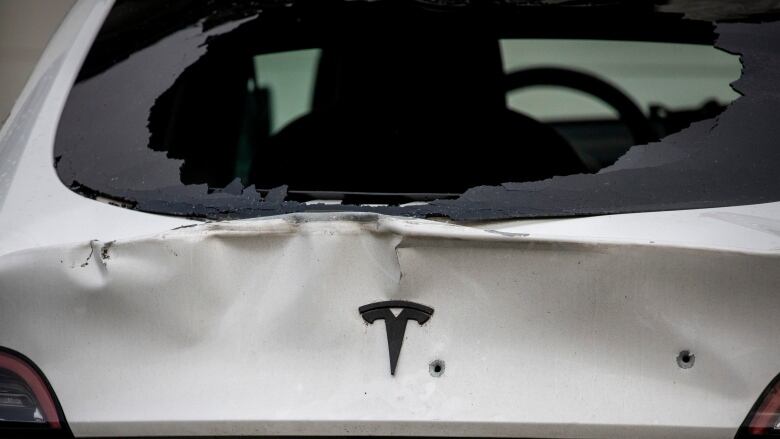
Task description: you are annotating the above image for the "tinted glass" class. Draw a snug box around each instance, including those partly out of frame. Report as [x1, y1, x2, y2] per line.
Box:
[53, 1, 780, 220]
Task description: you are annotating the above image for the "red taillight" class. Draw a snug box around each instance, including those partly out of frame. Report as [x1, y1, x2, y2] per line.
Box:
[738, 374, 780, 437]
[0, 348, 65, 434]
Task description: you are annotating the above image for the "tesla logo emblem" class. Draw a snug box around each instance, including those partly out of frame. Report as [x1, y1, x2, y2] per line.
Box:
[359, 300, 434, 375]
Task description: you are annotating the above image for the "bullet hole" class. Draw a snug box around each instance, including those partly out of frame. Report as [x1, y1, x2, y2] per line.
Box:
[429, 359, 445, 377]
[677, 350, 695, 369]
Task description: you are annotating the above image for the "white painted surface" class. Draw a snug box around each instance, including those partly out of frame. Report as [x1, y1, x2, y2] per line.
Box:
[1, 215, 778, 438]
[0, 0, 197, 259]
[0, 1, 779, 437]
[0, 0, 75, 125]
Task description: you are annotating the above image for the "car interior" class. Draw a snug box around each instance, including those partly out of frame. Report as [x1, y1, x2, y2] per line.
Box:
[143, 2, 736, 204]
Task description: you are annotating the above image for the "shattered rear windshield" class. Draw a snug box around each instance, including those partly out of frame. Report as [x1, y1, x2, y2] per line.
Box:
[54, 0, 780, 220]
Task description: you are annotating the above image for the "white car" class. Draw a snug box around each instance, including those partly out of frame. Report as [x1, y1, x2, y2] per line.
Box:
[1, 0, 779, 438]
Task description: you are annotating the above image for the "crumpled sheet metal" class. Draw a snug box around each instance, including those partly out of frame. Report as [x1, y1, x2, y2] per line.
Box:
[1, 213, 779, 438]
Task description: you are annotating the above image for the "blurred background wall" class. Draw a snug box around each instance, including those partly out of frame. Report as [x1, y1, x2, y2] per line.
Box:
[0, 0, 75, 126]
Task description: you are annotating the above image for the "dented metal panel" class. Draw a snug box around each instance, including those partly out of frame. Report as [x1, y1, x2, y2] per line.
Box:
[1, 2, 780, 438]
[0, 213, 778, 438]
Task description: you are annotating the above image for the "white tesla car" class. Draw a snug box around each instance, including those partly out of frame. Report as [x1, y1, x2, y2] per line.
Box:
[1, 0, 779, 438]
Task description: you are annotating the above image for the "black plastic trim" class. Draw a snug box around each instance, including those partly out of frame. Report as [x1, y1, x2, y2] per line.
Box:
[358, 300, 434, 315]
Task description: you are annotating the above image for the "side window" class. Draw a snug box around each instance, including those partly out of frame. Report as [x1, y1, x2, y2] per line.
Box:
[253, 48, 321, 134]
[500, 39, 741, 168]
[500, 39, 740, 121]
